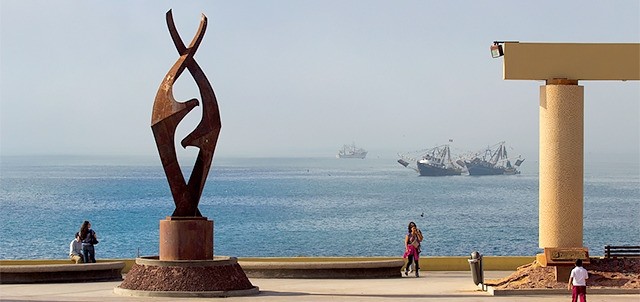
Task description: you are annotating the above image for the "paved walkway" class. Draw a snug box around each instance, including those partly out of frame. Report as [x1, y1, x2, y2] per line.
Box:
[1, 271, 637, 301]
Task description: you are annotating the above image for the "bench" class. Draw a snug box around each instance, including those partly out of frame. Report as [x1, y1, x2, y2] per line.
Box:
[238, 258, 405, 279]
[0, 262, 125, 284]
[604, 245, 640, 259]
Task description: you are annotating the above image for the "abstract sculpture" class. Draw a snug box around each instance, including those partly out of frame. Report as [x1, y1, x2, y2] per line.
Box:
[115, 11, 257, 296]
[152, 9, 221, 218]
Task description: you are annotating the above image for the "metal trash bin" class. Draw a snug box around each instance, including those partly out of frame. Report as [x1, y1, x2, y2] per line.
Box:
[468, 251, 484, 286]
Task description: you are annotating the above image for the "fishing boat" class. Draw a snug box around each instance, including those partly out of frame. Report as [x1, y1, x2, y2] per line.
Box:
[464, 142, 524, 175]
[398, 144, 463, 176]
[336, 143, 367, 159]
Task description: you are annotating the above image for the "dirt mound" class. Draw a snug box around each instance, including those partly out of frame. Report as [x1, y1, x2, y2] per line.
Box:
[486, 258, 640, 290]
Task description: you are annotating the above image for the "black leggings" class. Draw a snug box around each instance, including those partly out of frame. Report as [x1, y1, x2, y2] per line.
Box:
[406, 254, 419, 271]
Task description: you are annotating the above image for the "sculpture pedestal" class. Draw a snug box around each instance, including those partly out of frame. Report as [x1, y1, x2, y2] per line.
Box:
[536, 248, 589, 282]
[116, 218, 258, 297]
[159, 216, 213, 260]
[115, 256, 258, 297]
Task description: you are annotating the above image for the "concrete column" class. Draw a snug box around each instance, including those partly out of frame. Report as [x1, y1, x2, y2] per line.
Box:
[539, 79, 584, 248]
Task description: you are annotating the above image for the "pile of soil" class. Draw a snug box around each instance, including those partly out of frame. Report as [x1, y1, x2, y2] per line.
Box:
[119, 263, 254, 292]
[486, 258, 640, 290]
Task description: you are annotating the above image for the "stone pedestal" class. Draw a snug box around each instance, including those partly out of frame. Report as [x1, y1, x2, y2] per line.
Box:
[159, 216, 213, 260]
[116, 218, 258, 297]
[536, 247, 589, 282]
[115, 256, 258, 297]
[555, 266, 572, 282]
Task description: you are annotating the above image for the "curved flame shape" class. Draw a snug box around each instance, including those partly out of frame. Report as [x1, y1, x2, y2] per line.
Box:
[151, 10, 221, 217]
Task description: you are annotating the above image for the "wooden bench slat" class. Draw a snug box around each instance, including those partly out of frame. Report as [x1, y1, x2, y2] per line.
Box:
[605, 254, 640, 257]
[604, 245, 640, 258]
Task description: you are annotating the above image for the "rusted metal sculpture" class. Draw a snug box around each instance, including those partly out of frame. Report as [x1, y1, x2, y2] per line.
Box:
[117, 12, 255, 294]
[152, 10, 221, 217]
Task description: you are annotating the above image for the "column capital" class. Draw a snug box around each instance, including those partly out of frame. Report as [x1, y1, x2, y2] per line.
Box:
[546, 78, 578, 85]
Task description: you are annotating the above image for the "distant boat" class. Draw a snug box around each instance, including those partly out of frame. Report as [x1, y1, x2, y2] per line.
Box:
[337, 143, 367, 159]
[398, 144, 463, 176]
[464, 142, 524, 175]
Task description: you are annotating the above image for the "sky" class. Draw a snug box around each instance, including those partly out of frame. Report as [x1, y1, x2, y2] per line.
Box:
[1, 1, 639, 161]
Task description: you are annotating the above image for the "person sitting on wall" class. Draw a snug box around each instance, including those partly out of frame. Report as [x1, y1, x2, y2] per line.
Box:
[69, 232, 84, 264]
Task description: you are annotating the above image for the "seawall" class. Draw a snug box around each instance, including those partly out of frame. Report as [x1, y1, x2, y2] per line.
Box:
[0, 256, 534, 274]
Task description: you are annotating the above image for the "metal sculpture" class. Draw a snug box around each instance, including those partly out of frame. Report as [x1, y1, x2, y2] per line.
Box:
[152, 10, 221, 217]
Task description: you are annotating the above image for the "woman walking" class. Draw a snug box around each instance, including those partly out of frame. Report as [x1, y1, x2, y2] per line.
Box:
[403, 221, 423, 277]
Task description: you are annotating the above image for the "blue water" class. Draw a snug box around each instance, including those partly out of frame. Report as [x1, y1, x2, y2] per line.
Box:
[0, 156, 638, 260]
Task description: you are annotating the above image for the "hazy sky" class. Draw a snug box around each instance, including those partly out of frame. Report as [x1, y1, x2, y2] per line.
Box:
[1, 1, 638, 161]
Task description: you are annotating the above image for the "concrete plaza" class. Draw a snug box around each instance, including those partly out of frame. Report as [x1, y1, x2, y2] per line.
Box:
[1, 271, 638, 302]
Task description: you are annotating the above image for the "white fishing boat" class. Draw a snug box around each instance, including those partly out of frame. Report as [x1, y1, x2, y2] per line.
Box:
[464, 141, 524, 175]
[337, 143, 367, 159]
[398, 144, 463, 176]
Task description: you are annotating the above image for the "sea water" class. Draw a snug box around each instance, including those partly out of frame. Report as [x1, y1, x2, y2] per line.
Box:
[0, 156, 638, 260]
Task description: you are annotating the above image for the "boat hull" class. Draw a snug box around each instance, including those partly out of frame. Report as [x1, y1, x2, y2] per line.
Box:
[417, 162, 461, 176]
[465, 142, 523, 175]
[467, 165, 504, 175]
[337, 152, 367, 159]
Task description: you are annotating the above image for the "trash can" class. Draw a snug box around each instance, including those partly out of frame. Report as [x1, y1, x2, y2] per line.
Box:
[468, 251, 484, 286]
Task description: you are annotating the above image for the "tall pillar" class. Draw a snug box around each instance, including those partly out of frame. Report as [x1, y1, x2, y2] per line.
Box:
[539, 79, 584, 248]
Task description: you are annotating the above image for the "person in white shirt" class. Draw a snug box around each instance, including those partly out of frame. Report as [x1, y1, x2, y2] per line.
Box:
[69, 232, 84, 264]
[567, 259, 588, 302]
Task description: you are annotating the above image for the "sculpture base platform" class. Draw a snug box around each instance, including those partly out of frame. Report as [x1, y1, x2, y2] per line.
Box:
[115, 256, 259, 298]
[159, 216, 213, 260]
[536, 248, 590, 282]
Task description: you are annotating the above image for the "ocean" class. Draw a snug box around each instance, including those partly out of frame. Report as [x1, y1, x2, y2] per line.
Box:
[0, 156, 638, 260]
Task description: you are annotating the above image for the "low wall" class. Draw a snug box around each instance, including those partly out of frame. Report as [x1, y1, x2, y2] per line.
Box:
[422, 256, 535, 271]
[0, 259, 135, 274]
[0, 262, 125, 284]
[239, 258, 404, 279]
[0, 256, 535, 274]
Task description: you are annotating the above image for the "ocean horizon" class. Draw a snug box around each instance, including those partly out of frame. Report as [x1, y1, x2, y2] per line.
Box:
[0, 155, 638, 260]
